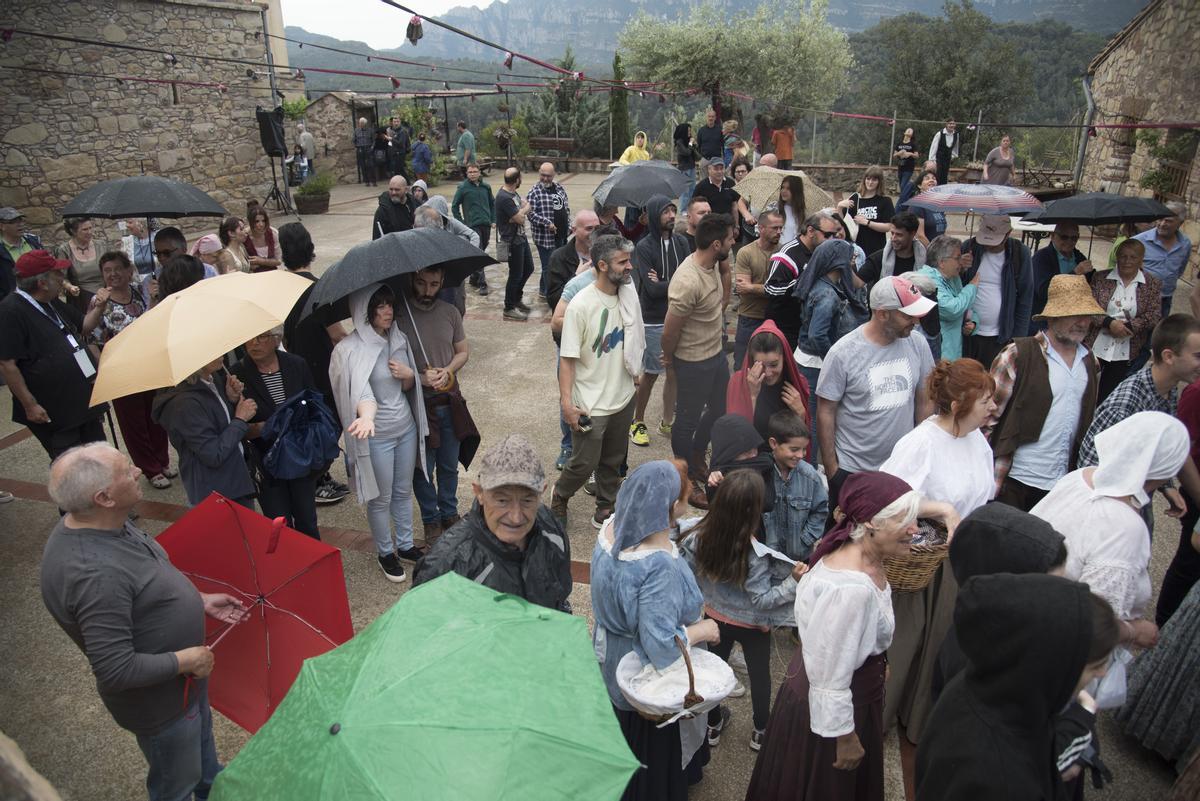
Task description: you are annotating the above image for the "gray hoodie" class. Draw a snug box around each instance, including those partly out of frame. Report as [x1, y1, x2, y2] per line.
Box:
[632, 194, 690, 324]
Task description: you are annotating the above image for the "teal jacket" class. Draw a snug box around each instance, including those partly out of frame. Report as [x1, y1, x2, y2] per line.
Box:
[450, 178, 495, 228]
[919, 265, 977, 361]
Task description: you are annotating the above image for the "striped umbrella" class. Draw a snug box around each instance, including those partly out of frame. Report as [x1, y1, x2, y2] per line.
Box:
[903, 183, 1043, 215]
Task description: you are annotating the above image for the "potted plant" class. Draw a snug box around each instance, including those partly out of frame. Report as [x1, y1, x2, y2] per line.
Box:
[963, 161, 985, 183]
[293, 172, 334, 214]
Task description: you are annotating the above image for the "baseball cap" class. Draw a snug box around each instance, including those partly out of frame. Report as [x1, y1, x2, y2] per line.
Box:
[976, 215, 1012, 247]
[870, 275, 936, 318]
[14, 250, 71, 279]
[0, 207, 24, 222]
[476, 433, 546, 492]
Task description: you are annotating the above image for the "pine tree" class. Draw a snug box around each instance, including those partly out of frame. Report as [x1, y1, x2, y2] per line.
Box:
[610, 53, 631, 160]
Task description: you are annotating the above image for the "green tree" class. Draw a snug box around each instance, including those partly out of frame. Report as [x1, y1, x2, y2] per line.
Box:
[619, 0, 851, 119]
[610, 53, 631, 160]
[520, 46, 611, 157]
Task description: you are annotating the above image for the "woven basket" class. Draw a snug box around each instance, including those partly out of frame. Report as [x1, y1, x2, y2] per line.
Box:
[884, 519, 949, 592]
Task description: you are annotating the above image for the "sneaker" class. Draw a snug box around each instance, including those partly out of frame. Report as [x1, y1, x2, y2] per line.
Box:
[478, 283, 489, 296]
[592, 507, 613, 530]
[378, 553, 407, 583]
[422, 520, 443, 548]
[707, 707, 732, 747]
[750, 728, 765, 752]
[728, 646, 748, 675]
[161, 465, 179, 479]
[550, 490, 569, 527]
[583, 473, 597, 496]
[727, 680, 747, 698]
[0, 490, 13, 504]
[515, 301, 531, 314]
[629, 421, 650, 447]
[555, 448, 571, 471]
[396, 545, 427, 563]
[315, 480, 350, 505]
[149, 474, 172, 490]
[503, 307, 528, 321]
[688, 481, 709, 510]
[658, 420, 672, 435]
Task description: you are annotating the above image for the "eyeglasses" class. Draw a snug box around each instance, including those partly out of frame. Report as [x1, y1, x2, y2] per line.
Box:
[250, 333, 279, 343]
[819, 229, 840, 238]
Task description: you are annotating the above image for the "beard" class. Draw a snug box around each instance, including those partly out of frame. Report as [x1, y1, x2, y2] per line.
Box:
[414, 294, 438, 308]
[606, 269, 632, 286]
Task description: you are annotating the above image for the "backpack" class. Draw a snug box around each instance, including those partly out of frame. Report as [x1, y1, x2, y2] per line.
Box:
[261, 389, 342, 480]
[829, 283, 870, 342]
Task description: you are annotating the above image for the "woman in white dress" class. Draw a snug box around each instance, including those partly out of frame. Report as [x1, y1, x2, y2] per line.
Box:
[1032, 410, 1189, 651]
[878, 357, 997, 788]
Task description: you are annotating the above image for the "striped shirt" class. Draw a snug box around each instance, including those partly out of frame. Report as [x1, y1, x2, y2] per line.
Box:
[260, 371, 287, 407]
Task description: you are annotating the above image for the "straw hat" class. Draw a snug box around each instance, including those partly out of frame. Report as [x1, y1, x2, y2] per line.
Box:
[1033, 274, 1106, 320]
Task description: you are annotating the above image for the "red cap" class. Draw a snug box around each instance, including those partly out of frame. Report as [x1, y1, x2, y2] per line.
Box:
[15, 250, 71, 279]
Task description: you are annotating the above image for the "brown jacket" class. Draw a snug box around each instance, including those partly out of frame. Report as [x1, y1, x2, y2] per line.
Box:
[1084, 269, 1162, 361]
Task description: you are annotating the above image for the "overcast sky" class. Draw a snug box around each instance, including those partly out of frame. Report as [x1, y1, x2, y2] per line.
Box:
[279, 0, 495, 50]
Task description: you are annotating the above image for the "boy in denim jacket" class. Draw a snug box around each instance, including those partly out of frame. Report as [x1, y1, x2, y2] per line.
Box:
[762, 410, 828, 560]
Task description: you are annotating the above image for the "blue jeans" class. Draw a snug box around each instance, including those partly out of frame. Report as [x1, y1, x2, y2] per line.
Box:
[366, 425, 418, 554]
[733, 315, 764, 369]
[134, 683, 220, 801]
[413, 405, 461, 524]
[678, 166, 696, 212]
[505, 238, 535, 311]
[536, 243, 555, 297]
[799, 365, 822, 465]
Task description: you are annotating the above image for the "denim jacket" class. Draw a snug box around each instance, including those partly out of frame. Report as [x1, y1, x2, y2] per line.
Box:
[798, 277, 868, 359]
[679, 524, 798, 628]
[763, 460, 828, 562]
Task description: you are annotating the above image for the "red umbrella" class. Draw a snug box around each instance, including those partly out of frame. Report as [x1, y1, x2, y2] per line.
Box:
[157, 493, 354, 732]
[904, 182, 1043, 215]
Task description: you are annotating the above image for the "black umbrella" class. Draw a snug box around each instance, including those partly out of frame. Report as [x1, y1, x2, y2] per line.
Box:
[61, 175, 227, 219]
[593, 160, 690, 208]
[1022, 192, 1174, 225]
[300, 228, 496, 322]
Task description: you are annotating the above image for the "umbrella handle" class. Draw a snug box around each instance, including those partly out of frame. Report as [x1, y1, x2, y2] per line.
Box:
[266, 517, 286, 554]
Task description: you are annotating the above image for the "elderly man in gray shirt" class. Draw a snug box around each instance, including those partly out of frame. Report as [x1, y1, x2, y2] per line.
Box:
[40, 442, 248, 801]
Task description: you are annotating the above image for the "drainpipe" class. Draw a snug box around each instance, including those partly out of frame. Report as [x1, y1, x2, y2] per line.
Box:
[1073, 74, 1095, 188]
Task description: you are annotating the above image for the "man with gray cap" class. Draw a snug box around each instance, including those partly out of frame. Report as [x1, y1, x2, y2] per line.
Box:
[816, 275, 936, 509]
[414, 433, 573, 611]
[0, 207, 43, 302]
[960, 214, 1032, 369]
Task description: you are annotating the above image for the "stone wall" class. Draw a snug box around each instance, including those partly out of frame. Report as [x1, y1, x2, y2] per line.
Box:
[0, 0, 305, 245]
[1080, 0, 1200, 251]
[301, 94, 368, 185]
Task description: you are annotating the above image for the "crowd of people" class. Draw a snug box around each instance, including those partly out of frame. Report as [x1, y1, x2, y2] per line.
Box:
[4, 103, 1199, 801]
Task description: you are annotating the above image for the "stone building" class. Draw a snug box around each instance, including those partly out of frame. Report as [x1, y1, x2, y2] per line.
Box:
[1079, 0, 1199, 244]
[302, 92, 377, 185]
[0, 0, 304, 245]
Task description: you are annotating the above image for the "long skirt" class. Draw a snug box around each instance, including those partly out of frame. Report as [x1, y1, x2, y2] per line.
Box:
[744, 649, 886, 801]
[1117, 579, 1200, 767]
[884, 562, 958, 743]
[613, 706, 709, 801]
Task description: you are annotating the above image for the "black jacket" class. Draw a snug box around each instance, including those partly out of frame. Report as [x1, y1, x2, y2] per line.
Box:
[151, 378, 255, 505]
[546, 237, 584, 312]
[916, 573, 1092, 801]
[1030, 244, 1090, 331]
[412, 502, 573, 612]
[372, 191, 416, 240]
[230, 350, 317, 469]
[633, 195, 690, 325]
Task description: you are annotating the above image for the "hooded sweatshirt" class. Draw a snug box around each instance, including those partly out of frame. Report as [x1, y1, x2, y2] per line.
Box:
[933, 503, 1065, 697]
[372, 189, 417, 239]
[425, 195, 481, 248]
[706, 413, 776, 511]
[633, 194, 690, 324]
[726, 319, 811, 446]
[916, 573, 1093, 801]
[617, 131, 651, 165]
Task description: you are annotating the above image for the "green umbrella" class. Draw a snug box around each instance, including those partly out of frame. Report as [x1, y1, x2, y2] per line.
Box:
[210, 573, 639, 801]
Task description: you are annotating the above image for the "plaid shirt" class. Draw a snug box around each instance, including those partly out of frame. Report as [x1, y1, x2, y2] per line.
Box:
[525, 181, 570, 250]
[353, 127, 372, 148]
[1076, 363, 1178, 468]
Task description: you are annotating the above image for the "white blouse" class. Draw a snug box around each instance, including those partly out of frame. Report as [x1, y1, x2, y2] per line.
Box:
[1092, 270, 1144, 363]
[795, 561, 894, 737]
[1030, 469, 1152, 620]
[880, 418, 995, 518]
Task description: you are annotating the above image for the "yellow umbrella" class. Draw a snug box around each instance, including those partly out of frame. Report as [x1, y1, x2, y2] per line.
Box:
[734, 166, 835, 215]
[90, 270, 313, 405]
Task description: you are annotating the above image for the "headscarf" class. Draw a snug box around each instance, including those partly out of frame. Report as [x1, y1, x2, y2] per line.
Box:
[794, 238, 864, 310]
[1092, 411, 1189, 507]
[725, 319, 811, 449]
[808, 471, 912, 565]
[190, 233, 222, 256]
[610, 461, 681, 555]
[709, 414, 764, 468]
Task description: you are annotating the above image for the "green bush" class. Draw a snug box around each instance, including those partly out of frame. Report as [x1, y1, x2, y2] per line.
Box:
[295, 171, 335, 196]
[281, 98, 310, 120]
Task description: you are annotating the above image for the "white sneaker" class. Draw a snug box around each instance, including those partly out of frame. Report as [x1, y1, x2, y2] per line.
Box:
[0, 490, 13, 504]
[727, 680, 747, 698]
[728, 645, 748, 675]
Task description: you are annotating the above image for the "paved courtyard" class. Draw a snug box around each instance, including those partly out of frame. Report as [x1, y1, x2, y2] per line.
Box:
[0, 171, 1182, 799]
